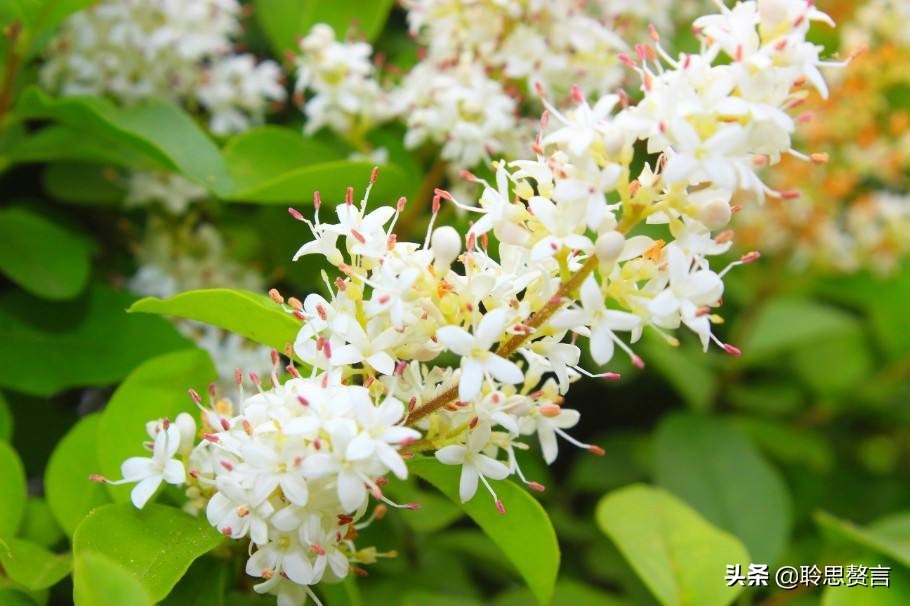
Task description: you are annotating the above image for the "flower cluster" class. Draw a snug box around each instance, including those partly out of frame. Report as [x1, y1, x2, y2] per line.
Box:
[293, 24, 394, 139]
[41, 0, 286, 135]
[110, 2, 840, 603]
[734, 0, 909, 274]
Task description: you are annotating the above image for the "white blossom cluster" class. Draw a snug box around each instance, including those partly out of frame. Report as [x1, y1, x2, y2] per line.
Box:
[293, 24, 394, 138]
[110, 2, 839, 603]
[41, 0, 286, 135]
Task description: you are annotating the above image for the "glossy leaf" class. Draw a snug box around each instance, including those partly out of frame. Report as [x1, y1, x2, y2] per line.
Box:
[43, 163, 126, 206]
[0, 441, 27, 538]
[0, 283, 191, 396]
[409, 458, 560, 605]
[0, 206, 91, 300]
[596, 484, 749, 606]
[654, 413, 792, 565]
[9, 125, 149, 168]
[73, 503, 223, 602]
[129, 289, 300, 353]
[73, 551, 153, 606]
[254, 0, 394, 54]
[224, 157, 411, 207]
[97, 349, 216, 503]
[0, 538, 71, 591]
[16, 87, 232, 195]
[45, 413, 112, 536]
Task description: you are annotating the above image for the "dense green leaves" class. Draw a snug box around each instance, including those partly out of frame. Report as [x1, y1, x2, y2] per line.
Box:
[97, 349, 216, 503]
[0, 206, 91, 299]
[130, 289, 300, 353]
[254, 0, 395, 54]
[409, 458, 560, 605]
[45, 413, 112, 536]
[0, 441, 27, 538]
[73, 503, 223, 602]
[0, 283, 190, 396]
[654, 413, 792, 564]
[596, 484, 749, 606]
[0, 538, 71, 591]
[73, 551, 153, 606]
[16, 87, 233, 195]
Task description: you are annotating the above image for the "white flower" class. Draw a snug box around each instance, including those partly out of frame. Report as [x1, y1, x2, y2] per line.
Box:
[435, 423, 511, 503]
[436, 308, 524, 402]
[117, 422, 186, 509]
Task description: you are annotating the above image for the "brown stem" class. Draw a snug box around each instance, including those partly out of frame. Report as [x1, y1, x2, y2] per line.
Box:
[406, 255, 599, 425]
[0, 22, 23, 137]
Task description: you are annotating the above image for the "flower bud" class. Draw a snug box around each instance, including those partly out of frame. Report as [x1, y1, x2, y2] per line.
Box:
[175, 412, 197, 455]
[431, 226, 461, 268]
[698, 198, 732, 230]
[595, 231, 625, 266]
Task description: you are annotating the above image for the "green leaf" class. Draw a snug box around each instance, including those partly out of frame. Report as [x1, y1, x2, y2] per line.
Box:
[223, 126, 340, 192]
[732, 417, 833, 474]
[74, 504, 222, 602]
[43, 163, 126, 206]
[0, 283, 191, 396]
[9, 125, 149, 168]
[0, 587, 35, 606]
[16, 87, 232, 195]
[815, 511, 910, 568]
[254, 0, 394, 54]
[0, 441, 27, 538]
[409, 458, 560, 605]
[739, 298, 858, 362]
[0, 538, 71, 591]
[385, 477, 463, 533]
[73, 551, 153, 606]
[18, 498, 65, 548]
[159, 556, 228, 606]
[45, 413, 112, 536]
[0, 206, 91, 300]
[790, 329, 873, 398]
[97, 349, 216, 503]
[224, 157, 411, 207]
[129, 289, 300, 353]
[654, 413, 792, 565]
[595, 484, 749, 606]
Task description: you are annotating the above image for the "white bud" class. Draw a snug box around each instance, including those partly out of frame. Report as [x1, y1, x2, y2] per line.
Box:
[175, 413, 197, 455]
[595, 231, 625, 265]
[698, 199, 732, 230]
[601, 126, 624, 157]
[431, 226, 461, 268]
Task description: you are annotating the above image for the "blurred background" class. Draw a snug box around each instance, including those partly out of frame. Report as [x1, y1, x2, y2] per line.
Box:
[0, 0, 908, 605]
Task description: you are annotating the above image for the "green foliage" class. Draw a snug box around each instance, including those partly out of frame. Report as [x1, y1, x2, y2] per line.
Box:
[16, 87, 233, 195]
[18, 498, 64, 548]
[0, 205, 91, 299]
[73, 503, 223, 602]
[0, 538, 71, 591]
[73, 551, 153, 606]
[595, 484, 750, 606]
[97, 349, 216, 503]
[130, 289, 300, 353]
[254, 0, 395, 54]
[0, 441, 27, 538]
[0, 392, 12, 441]
[0, 283, 191, 396]
[654, 413, 793, 564]
[814, 511, 910, 567]
[409, 458, 560, 605]
[44, 413, 112, 536]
